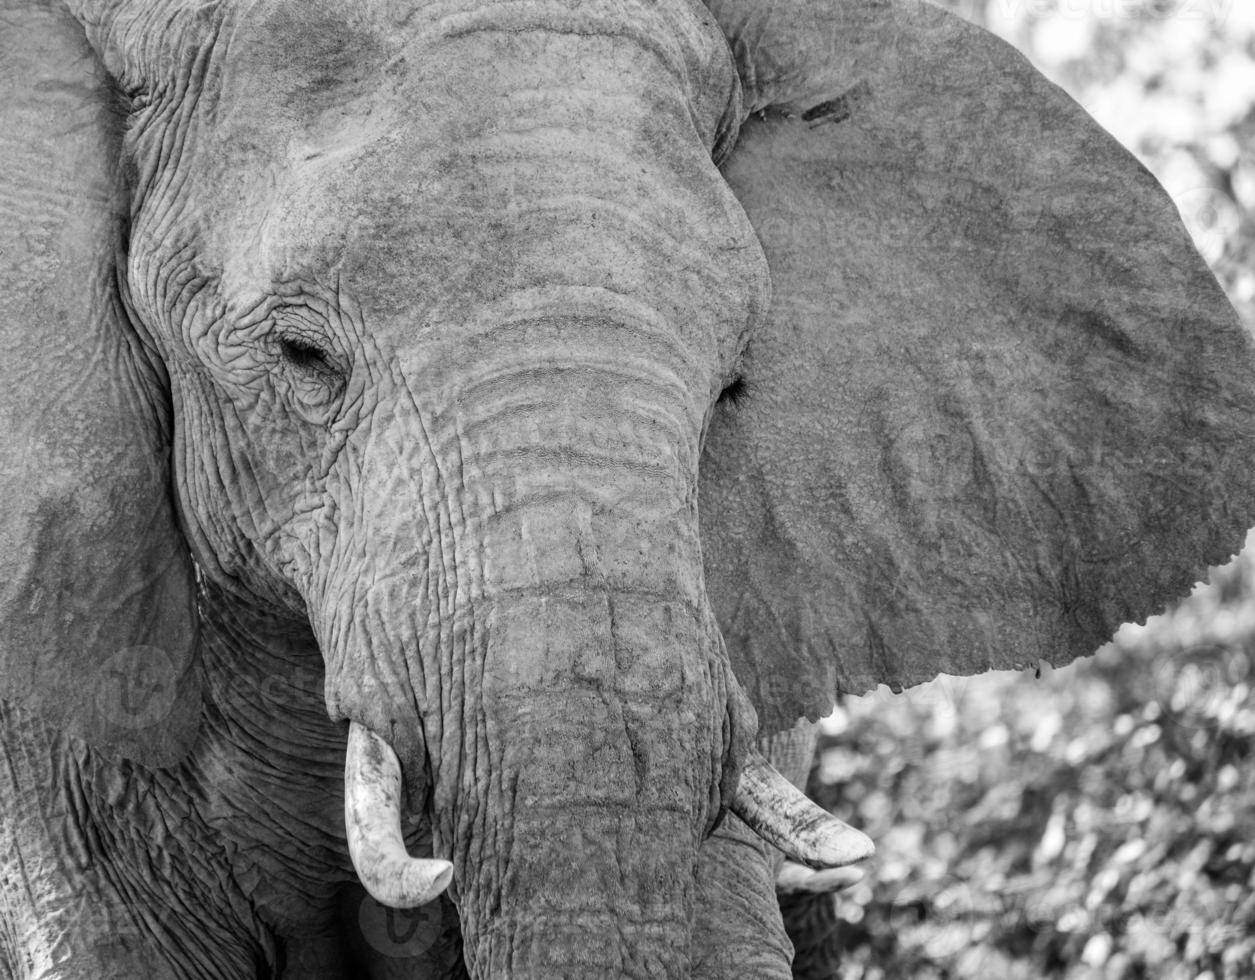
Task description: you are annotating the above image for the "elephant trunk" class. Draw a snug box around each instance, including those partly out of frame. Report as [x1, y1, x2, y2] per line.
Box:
[323, 333, 867, 976]
[317, 352, 739, 976]
[446, 525, 737, 978]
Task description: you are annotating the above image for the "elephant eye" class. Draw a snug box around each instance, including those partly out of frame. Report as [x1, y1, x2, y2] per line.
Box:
[279, 335, 333, 373]
[276, 334, 347, 385]
[718, 376, 748, 406]
[273, 331, 348, 420]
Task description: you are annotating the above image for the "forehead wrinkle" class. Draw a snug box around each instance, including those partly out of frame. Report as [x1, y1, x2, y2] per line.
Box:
[202, 0, 734, 306]
[215, 0, 399, 126]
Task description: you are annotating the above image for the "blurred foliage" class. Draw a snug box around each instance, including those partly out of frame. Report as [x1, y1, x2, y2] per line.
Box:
[800, 4, 1255, 978]
[810, 535, 1255, 978]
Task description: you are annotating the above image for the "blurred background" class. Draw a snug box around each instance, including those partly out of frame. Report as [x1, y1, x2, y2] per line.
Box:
[801, 3, 1255, 978]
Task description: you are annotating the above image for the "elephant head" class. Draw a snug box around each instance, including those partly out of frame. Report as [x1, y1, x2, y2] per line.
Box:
[3, 0, 1254, 977]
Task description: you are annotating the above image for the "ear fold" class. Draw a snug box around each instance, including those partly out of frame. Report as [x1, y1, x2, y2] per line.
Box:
[0, 1, 200, 766]
[701, 0, 1255, 734]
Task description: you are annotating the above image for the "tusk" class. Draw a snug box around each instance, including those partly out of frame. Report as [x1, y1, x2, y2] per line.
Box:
[345, 722, 453, 908]
[732, 750, 875, 868]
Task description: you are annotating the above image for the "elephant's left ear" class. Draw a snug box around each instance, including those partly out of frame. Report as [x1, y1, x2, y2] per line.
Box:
[700, 0, 1255, 734]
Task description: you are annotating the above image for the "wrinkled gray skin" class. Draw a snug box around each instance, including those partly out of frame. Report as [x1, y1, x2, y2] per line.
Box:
[5, 0, 1255, 977]
[0, 1, 802, 977]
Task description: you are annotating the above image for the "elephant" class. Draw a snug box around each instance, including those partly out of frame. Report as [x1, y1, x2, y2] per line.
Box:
[2, 0, 1254, 976]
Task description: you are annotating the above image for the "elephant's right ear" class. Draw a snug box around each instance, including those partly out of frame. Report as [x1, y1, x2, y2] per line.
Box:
[0, 2, 200, 766]
[701, 0, 1255, 735]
